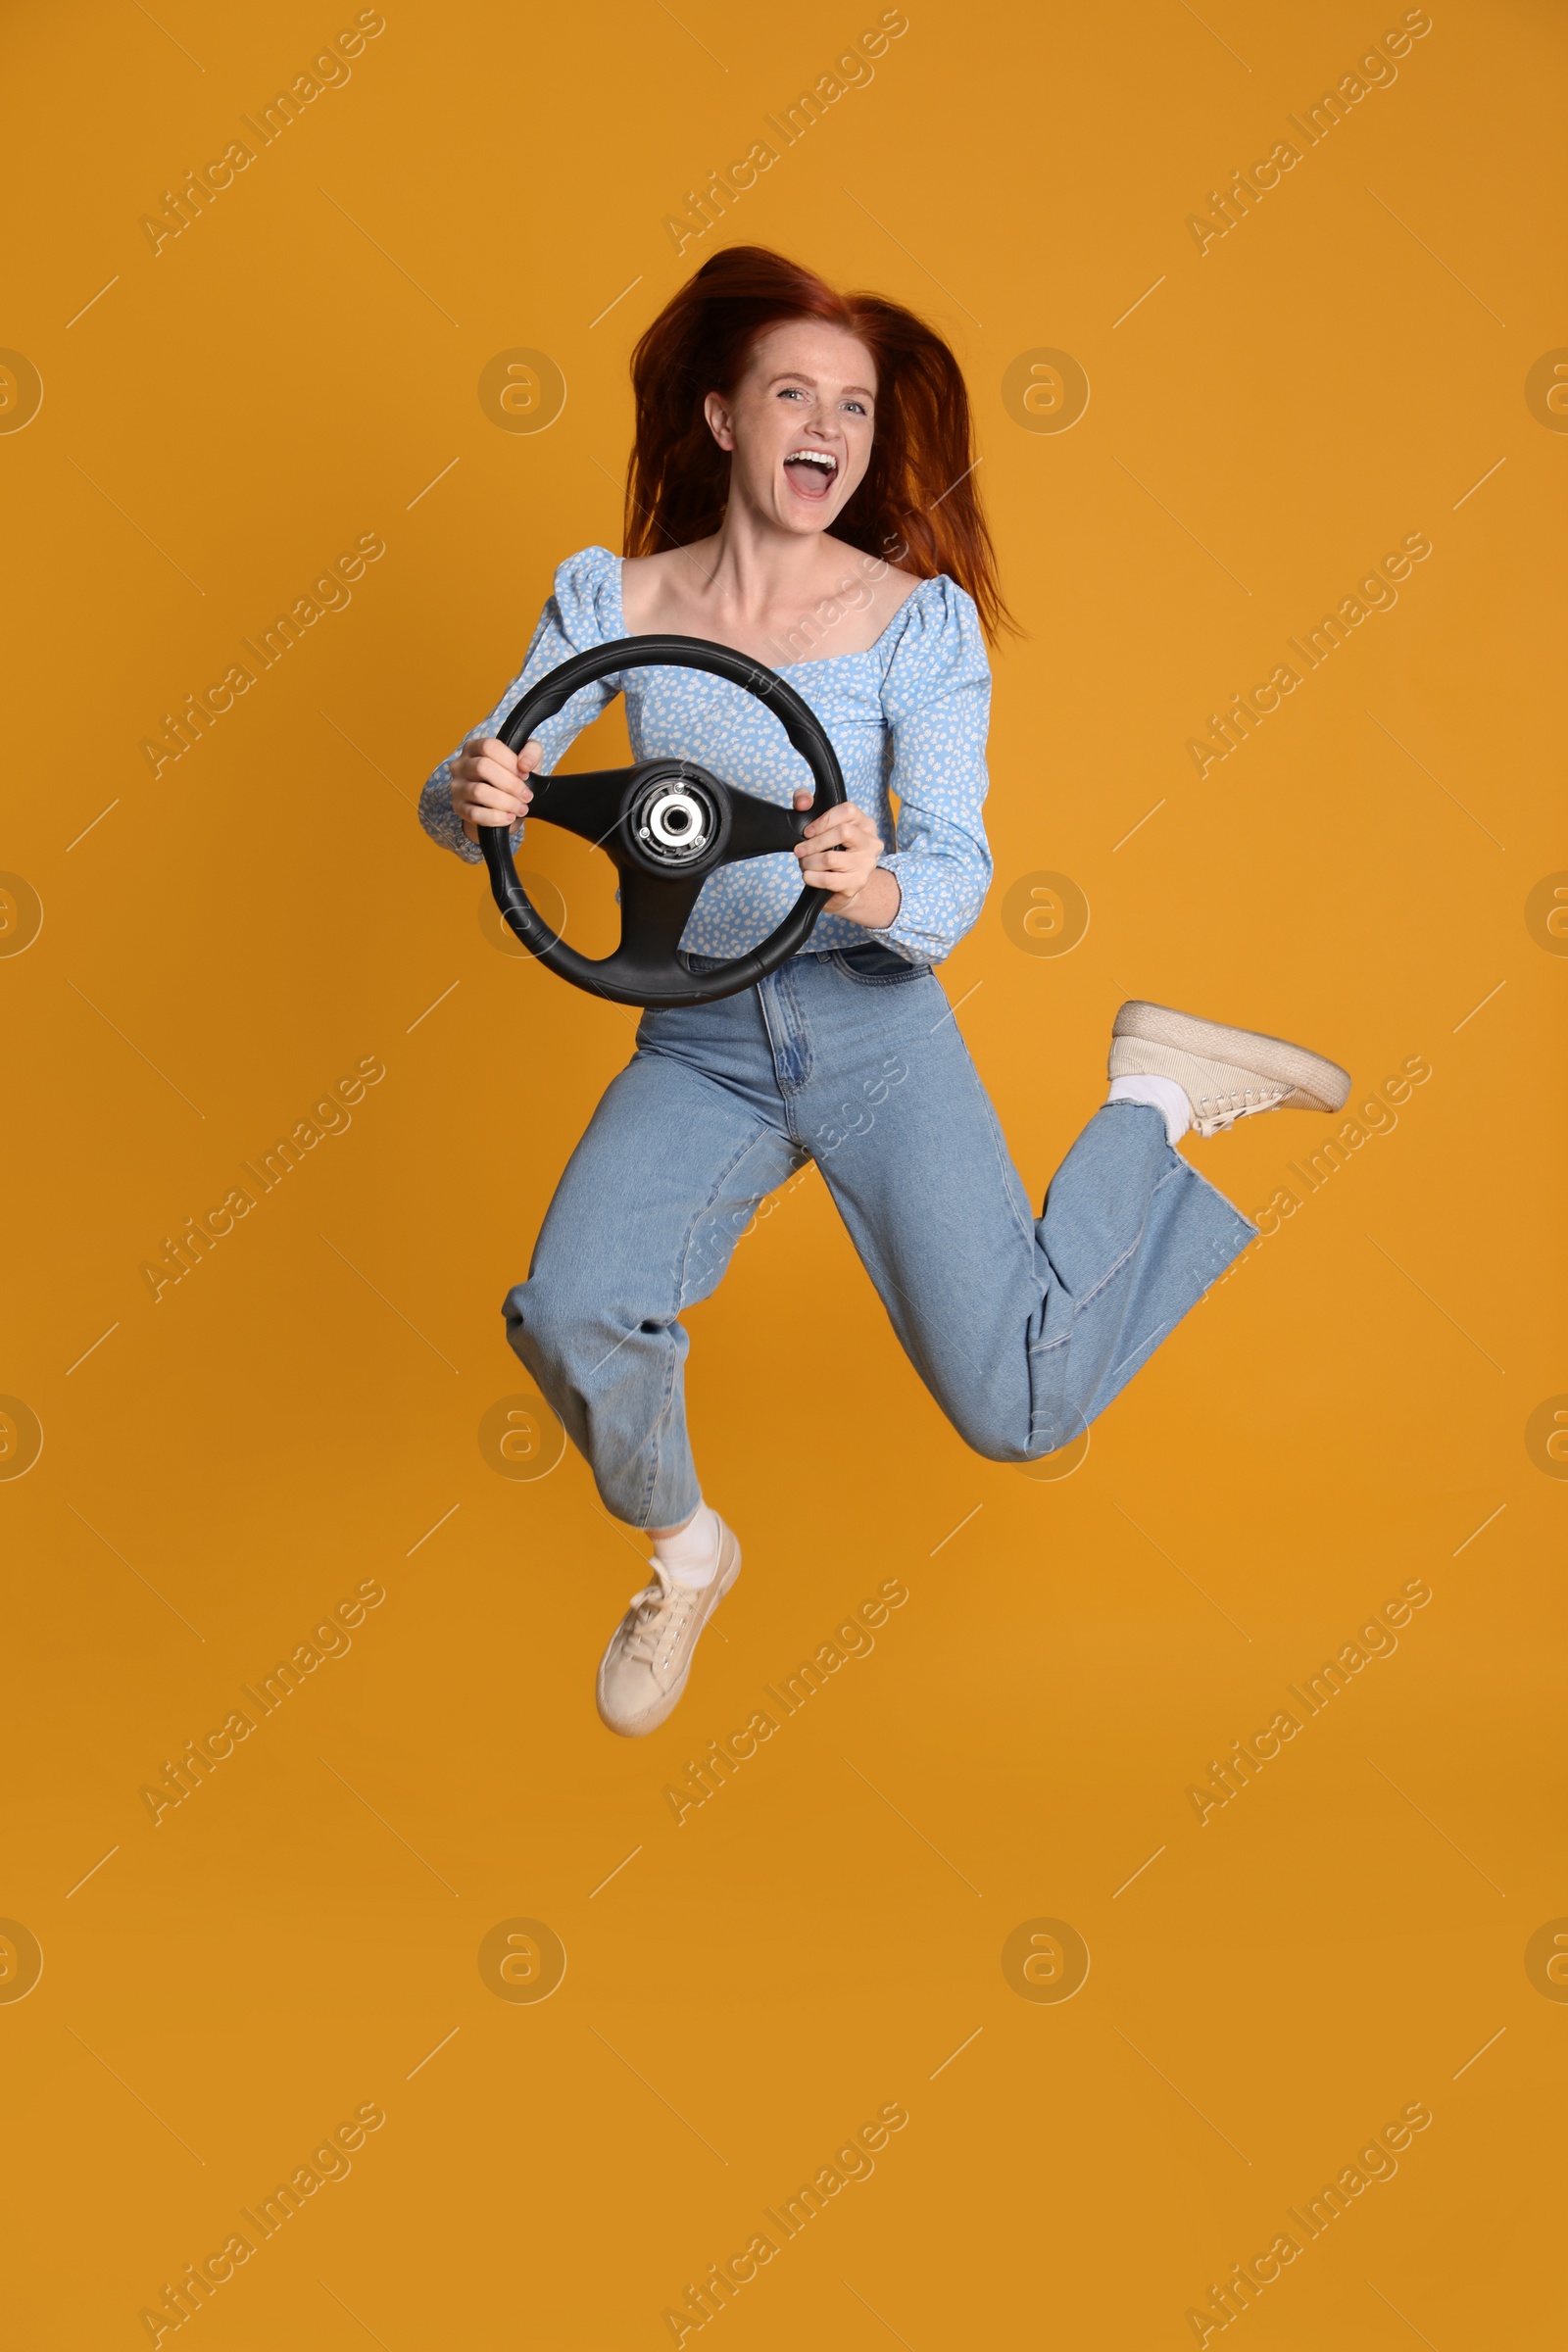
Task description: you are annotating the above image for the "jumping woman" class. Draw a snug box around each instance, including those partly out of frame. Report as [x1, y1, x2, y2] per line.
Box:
[418, 246, 1349, 1739]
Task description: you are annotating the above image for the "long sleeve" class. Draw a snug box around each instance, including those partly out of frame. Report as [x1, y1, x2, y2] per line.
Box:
[867, 577, 994, 963]
[417, 545, 623, 864]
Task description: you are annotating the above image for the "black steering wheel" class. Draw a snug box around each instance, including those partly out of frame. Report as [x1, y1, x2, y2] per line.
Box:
[478, 635, 848, 1007]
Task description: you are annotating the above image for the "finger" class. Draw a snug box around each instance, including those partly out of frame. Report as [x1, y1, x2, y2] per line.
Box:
[465, 735, 518, 770]
[516, 738, 545, 771]
[459, 781, 527, 823]
[455, 788, 529, 821]
[462, 776, 527, 808]
[453, 753, 506, 784]
[791, 787, 814, 808]
[802, 813, 876, 846]
[466, 757, 533, 798]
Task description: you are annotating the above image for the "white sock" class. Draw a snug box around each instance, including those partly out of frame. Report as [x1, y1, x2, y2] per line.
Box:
[653, 1502, 720, 1588]
[1105, 1072, 1192, 1146]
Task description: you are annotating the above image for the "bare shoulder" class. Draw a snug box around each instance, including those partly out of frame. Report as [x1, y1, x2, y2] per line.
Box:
[876, 560, 923, 612]
[854, 553, 924, 639]
[822, 536, 921, 607]
[621, 540, 717, 632]
[617, 546, 670, 612]
[620, 546, 681, 588]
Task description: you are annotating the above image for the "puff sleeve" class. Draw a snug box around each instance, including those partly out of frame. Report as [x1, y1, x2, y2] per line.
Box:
[868, 577, 993, 963]
[417, 545, 623, 864]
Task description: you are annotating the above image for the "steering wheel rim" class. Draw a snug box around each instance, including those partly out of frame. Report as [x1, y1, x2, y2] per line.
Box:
[477, 634, 848, 1008]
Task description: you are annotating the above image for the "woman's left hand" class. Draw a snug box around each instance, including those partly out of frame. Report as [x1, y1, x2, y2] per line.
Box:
[791, 788, 901, 926]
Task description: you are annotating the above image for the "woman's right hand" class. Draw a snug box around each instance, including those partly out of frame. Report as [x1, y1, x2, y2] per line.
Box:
[450, 734, 544, 843]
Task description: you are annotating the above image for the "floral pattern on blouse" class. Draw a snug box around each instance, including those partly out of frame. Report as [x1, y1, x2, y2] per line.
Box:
[417, 544, 993, 964]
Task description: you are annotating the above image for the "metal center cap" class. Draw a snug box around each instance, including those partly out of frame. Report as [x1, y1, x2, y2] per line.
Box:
[632, 772, 717, 865]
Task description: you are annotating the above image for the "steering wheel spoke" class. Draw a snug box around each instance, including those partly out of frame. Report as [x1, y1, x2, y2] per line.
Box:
[722, 785, 812, 863]
[612, 867, 708, 975]
[526, 766, 639, 854]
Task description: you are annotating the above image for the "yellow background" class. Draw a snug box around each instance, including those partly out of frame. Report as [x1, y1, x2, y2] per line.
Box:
[3, 0, 1564, 2342]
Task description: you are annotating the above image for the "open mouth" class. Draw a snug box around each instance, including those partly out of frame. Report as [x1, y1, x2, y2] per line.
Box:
[782, 448, 839, 501]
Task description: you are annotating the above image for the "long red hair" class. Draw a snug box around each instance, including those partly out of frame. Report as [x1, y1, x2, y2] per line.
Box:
[624, 245, 1013, 642]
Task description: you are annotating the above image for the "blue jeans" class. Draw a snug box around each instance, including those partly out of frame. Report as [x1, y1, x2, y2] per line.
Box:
[504, 945, 1255, 1528]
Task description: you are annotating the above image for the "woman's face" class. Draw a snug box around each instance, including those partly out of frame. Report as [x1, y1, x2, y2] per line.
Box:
[705, 318, 877, 538]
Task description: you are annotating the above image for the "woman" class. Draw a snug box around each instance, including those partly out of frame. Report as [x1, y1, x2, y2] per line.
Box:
[418, 246, 1348, 1740]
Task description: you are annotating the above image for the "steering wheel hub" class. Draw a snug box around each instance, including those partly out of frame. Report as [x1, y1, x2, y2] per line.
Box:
[631, 768, 722, 867]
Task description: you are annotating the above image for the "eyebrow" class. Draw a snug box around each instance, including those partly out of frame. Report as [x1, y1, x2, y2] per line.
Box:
[764, 371, 876, 399]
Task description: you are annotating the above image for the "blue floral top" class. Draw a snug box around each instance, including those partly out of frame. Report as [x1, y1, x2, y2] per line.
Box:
[417, 544, 993, 964]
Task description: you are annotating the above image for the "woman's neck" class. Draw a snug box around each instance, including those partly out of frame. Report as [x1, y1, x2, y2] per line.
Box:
[622, 498, 915, 665]
[692, 499, 842, 611]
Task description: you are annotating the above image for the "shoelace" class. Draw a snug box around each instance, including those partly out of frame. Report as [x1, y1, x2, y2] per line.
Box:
[1199, 1081, 1287, 1125]
[620, 1574, 699, 1669]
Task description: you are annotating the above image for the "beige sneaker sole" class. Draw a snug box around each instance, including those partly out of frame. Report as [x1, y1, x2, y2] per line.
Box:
[595, 1520, 743, 1739]
[1111, 1001, 1350, 1111]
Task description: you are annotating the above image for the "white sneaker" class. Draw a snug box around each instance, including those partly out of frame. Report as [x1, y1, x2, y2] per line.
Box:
[1109, 1001, 1350, 1140]
[595, 1518, 742, 1738]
